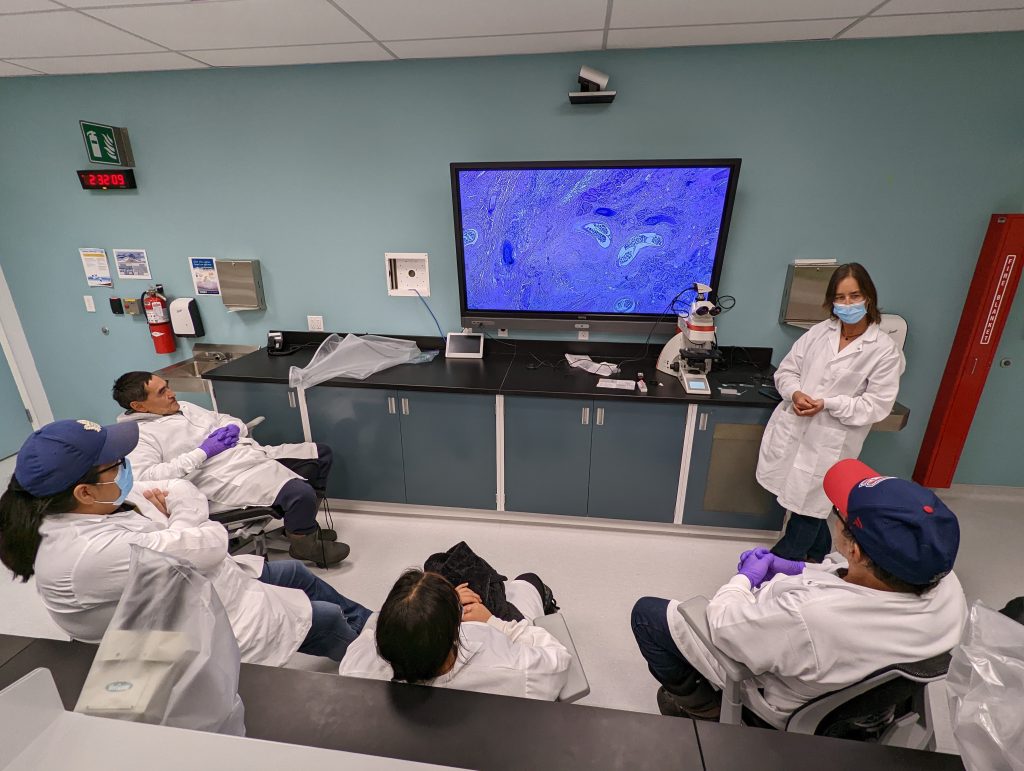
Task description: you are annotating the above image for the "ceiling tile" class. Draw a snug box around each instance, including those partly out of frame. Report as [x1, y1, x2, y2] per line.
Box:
[611, 0, 879, 28]
[0, 1, 62, 13]
[0, 11, 161, 58]
[609, 19, 852, 48]
[0, 60, 42, 75]
[339, 0, 606, 40]
[388, 30, 603, 60]
[843, 9, 1024, 38]
[8, 51, 205, 74]
[87, 0, 370, 50]
[877, 0, 1024, 13]
[188, 42, 392, 67]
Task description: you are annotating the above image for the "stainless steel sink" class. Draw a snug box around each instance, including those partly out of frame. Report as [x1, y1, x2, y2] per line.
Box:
[154, 343, 257, 393]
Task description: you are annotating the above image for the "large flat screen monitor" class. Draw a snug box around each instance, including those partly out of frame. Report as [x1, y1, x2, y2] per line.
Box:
[451, 159, 741, 334]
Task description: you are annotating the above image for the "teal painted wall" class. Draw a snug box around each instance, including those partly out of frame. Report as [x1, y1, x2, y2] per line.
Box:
[1, 33, 1022, 482]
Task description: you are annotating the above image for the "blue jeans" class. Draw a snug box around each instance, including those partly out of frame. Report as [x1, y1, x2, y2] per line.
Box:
[772, 512, 832, 562]
[631, 597, 717, 708]
[259, 559, 372, 661]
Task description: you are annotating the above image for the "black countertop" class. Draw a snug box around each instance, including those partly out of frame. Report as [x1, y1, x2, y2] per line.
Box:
[205, 334, 780, 408]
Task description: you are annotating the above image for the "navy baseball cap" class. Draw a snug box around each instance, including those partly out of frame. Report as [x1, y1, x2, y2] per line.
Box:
[14, 419, 139, 497]
[823, 459, 959, 585]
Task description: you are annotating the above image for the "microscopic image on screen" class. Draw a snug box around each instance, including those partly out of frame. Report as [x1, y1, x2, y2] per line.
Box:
[458, 166, 732, 315]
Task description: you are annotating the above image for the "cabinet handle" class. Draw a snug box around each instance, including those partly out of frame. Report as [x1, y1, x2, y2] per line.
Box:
[401, 397, 410, 416]
[595, 407, 605, 426]
[287, 391, 296, 408]
[581, 406, 590, 425]
[387, 396, 396, 415]
[698, 412, 708, 431]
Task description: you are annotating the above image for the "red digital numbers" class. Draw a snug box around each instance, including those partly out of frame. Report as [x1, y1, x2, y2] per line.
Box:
[79, 169, 132, 189]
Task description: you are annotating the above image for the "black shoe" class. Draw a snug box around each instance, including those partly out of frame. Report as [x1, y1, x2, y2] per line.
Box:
[317, 526, 338, 542]
[657, 687, 721, 721]
[514, 572, 560, 614]
[287, 532, 350, 567]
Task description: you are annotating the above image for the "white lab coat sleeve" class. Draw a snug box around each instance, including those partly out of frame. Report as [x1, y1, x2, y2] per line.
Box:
[773, 331, 811, 402]
[130, 431, 208, 482]
[706, 576, 819, 680]
[822, 346, 905, 427]
[485, 617, 572, 699]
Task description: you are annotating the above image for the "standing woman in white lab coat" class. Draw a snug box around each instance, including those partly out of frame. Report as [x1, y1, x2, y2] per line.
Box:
[757, 263, 904, 561]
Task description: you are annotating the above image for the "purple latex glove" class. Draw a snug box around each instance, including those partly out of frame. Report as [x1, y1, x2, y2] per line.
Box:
[737, 547, 771, 572]
[737, 551, 774, 588]
[766, 555, 805, 580]
[199, 426, 239, 459]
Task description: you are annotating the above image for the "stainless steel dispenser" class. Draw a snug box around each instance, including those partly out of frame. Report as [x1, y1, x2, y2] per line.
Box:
[216, 259, 265, 312]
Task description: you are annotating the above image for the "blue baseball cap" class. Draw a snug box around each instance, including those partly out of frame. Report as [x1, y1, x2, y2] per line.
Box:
[14, 419, 139, 497]
[823, 459, 959, 585]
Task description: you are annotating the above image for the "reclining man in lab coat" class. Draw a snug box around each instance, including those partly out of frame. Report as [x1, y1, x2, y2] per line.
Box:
[113, 371, 348, 567]
[0, 419, 372, 665]
[630, 459, 968, 726]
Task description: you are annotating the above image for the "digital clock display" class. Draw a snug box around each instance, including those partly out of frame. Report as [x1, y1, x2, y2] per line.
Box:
[77, 168, 136, 190]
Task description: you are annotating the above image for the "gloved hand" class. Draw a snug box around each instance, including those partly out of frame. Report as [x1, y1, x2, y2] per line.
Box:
[199, 425, 239, 459]
[766, 555, 805, 580]
[737, 547, 770, 571]
[736, 550, 773, 589]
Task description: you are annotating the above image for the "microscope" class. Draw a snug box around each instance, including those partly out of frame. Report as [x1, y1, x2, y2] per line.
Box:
[655, 283, 721, 395]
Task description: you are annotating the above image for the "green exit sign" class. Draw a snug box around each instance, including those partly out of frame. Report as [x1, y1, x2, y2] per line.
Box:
[80, 120, 134, 166]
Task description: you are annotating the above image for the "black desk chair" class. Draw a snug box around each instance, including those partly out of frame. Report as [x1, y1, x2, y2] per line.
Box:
[677, 596, 948, 751]
[206, 417, 337, 561]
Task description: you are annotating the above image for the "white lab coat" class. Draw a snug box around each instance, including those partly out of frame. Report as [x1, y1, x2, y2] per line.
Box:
[32, 478, 312, 666]
[118, 401, 317, 512]
[339, 581, 571, 701]
[757, 319, 905, 518]
[666, 557, 967, 727]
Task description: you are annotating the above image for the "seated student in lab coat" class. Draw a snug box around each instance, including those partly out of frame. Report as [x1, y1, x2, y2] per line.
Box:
[0, 419, 371, 665]
[630, 459, 968, 726]
[340, 569, 571, 700]
[112, 370, 348, 567]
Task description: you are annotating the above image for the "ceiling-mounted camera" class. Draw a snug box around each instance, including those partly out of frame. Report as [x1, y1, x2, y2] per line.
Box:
[569, 65, 616, 105]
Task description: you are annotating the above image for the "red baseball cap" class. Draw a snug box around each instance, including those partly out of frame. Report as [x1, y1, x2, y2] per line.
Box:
[823, 459, 959, 585]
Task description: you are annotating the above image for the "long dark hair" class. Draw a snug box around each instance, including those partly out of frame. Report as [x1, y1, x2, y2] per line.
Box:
[0, 469, 100, 582]
[375, 569, 462, 683]
[823, 263, 882, 325]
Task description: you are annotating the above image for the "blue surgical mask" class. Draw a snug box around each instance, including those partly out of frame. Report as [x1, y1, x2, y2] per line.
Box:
[833, 302, 867, 325]
[93, 458, 133, 506]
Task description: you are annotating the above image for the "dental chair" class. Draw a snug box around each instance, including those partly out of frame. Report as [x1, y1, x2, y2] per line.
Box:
[677, 596, 949, 750]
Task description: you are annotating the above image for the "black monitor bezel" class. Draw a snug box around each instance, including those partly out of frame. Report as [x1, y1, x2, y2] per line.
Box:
[450, 158, 741, 333]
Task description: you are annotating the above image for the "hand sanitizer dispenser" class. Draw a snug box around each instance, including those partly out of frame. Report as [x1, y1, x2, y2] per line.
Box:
[170, 298, 205, 337]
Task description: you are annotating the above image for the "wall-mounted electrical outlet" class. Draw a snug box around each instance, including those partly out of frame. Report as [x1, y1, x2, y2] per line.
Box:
[577, 330, 589, 340]
[385, 253, 430, 297]
[83, 295, 96, 313]
[307, 315, 324, 332]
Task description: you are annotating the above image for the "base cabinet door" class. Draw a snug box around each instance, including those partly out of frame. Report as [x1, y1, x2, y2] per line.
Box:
[306, 386, 405, 503]
[504, 396, 592, 517]
[588, 401, 687, 523]
[211, 380, 304, 446]
[399, 391, 497, 510]
[683, 405, 785, 530]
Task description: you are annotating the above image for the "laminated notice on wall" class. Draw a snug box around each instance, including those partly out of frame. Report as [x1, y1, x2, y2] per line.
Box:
[189, 257, 220, 295]
[80, 248, 112, 287]
[114, 248, 152, 280]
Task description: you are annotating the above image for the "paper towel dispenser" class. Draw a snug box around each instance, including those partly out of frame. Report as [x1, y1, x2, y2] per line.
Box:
[216, 259, 265, 312]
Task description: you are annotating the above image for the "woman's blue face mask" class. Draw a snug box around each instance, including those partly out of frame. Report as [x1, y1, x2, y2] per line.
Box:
[833, 302, 867, 324]
[92, 458, 133, 506]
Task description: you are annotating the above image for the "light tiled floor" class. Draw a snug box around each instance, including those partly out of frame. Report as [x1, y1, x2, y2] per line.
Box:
[1, 471, 1020, 756]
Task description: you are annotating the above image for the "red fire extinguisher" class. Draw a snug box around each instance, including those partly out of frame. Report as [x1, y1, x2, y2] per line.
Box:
[142, 285, 176, 355]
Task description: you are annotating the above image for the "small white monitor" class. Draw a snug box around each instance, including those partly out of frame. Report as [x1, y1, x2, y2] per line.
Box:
[445, 332, 484, 359]
[682, 374, 711, 395]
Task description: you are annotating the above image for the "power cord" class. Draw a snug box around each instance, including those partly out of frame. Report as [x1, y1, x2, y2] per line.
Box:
[616, 287, 694, 369]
